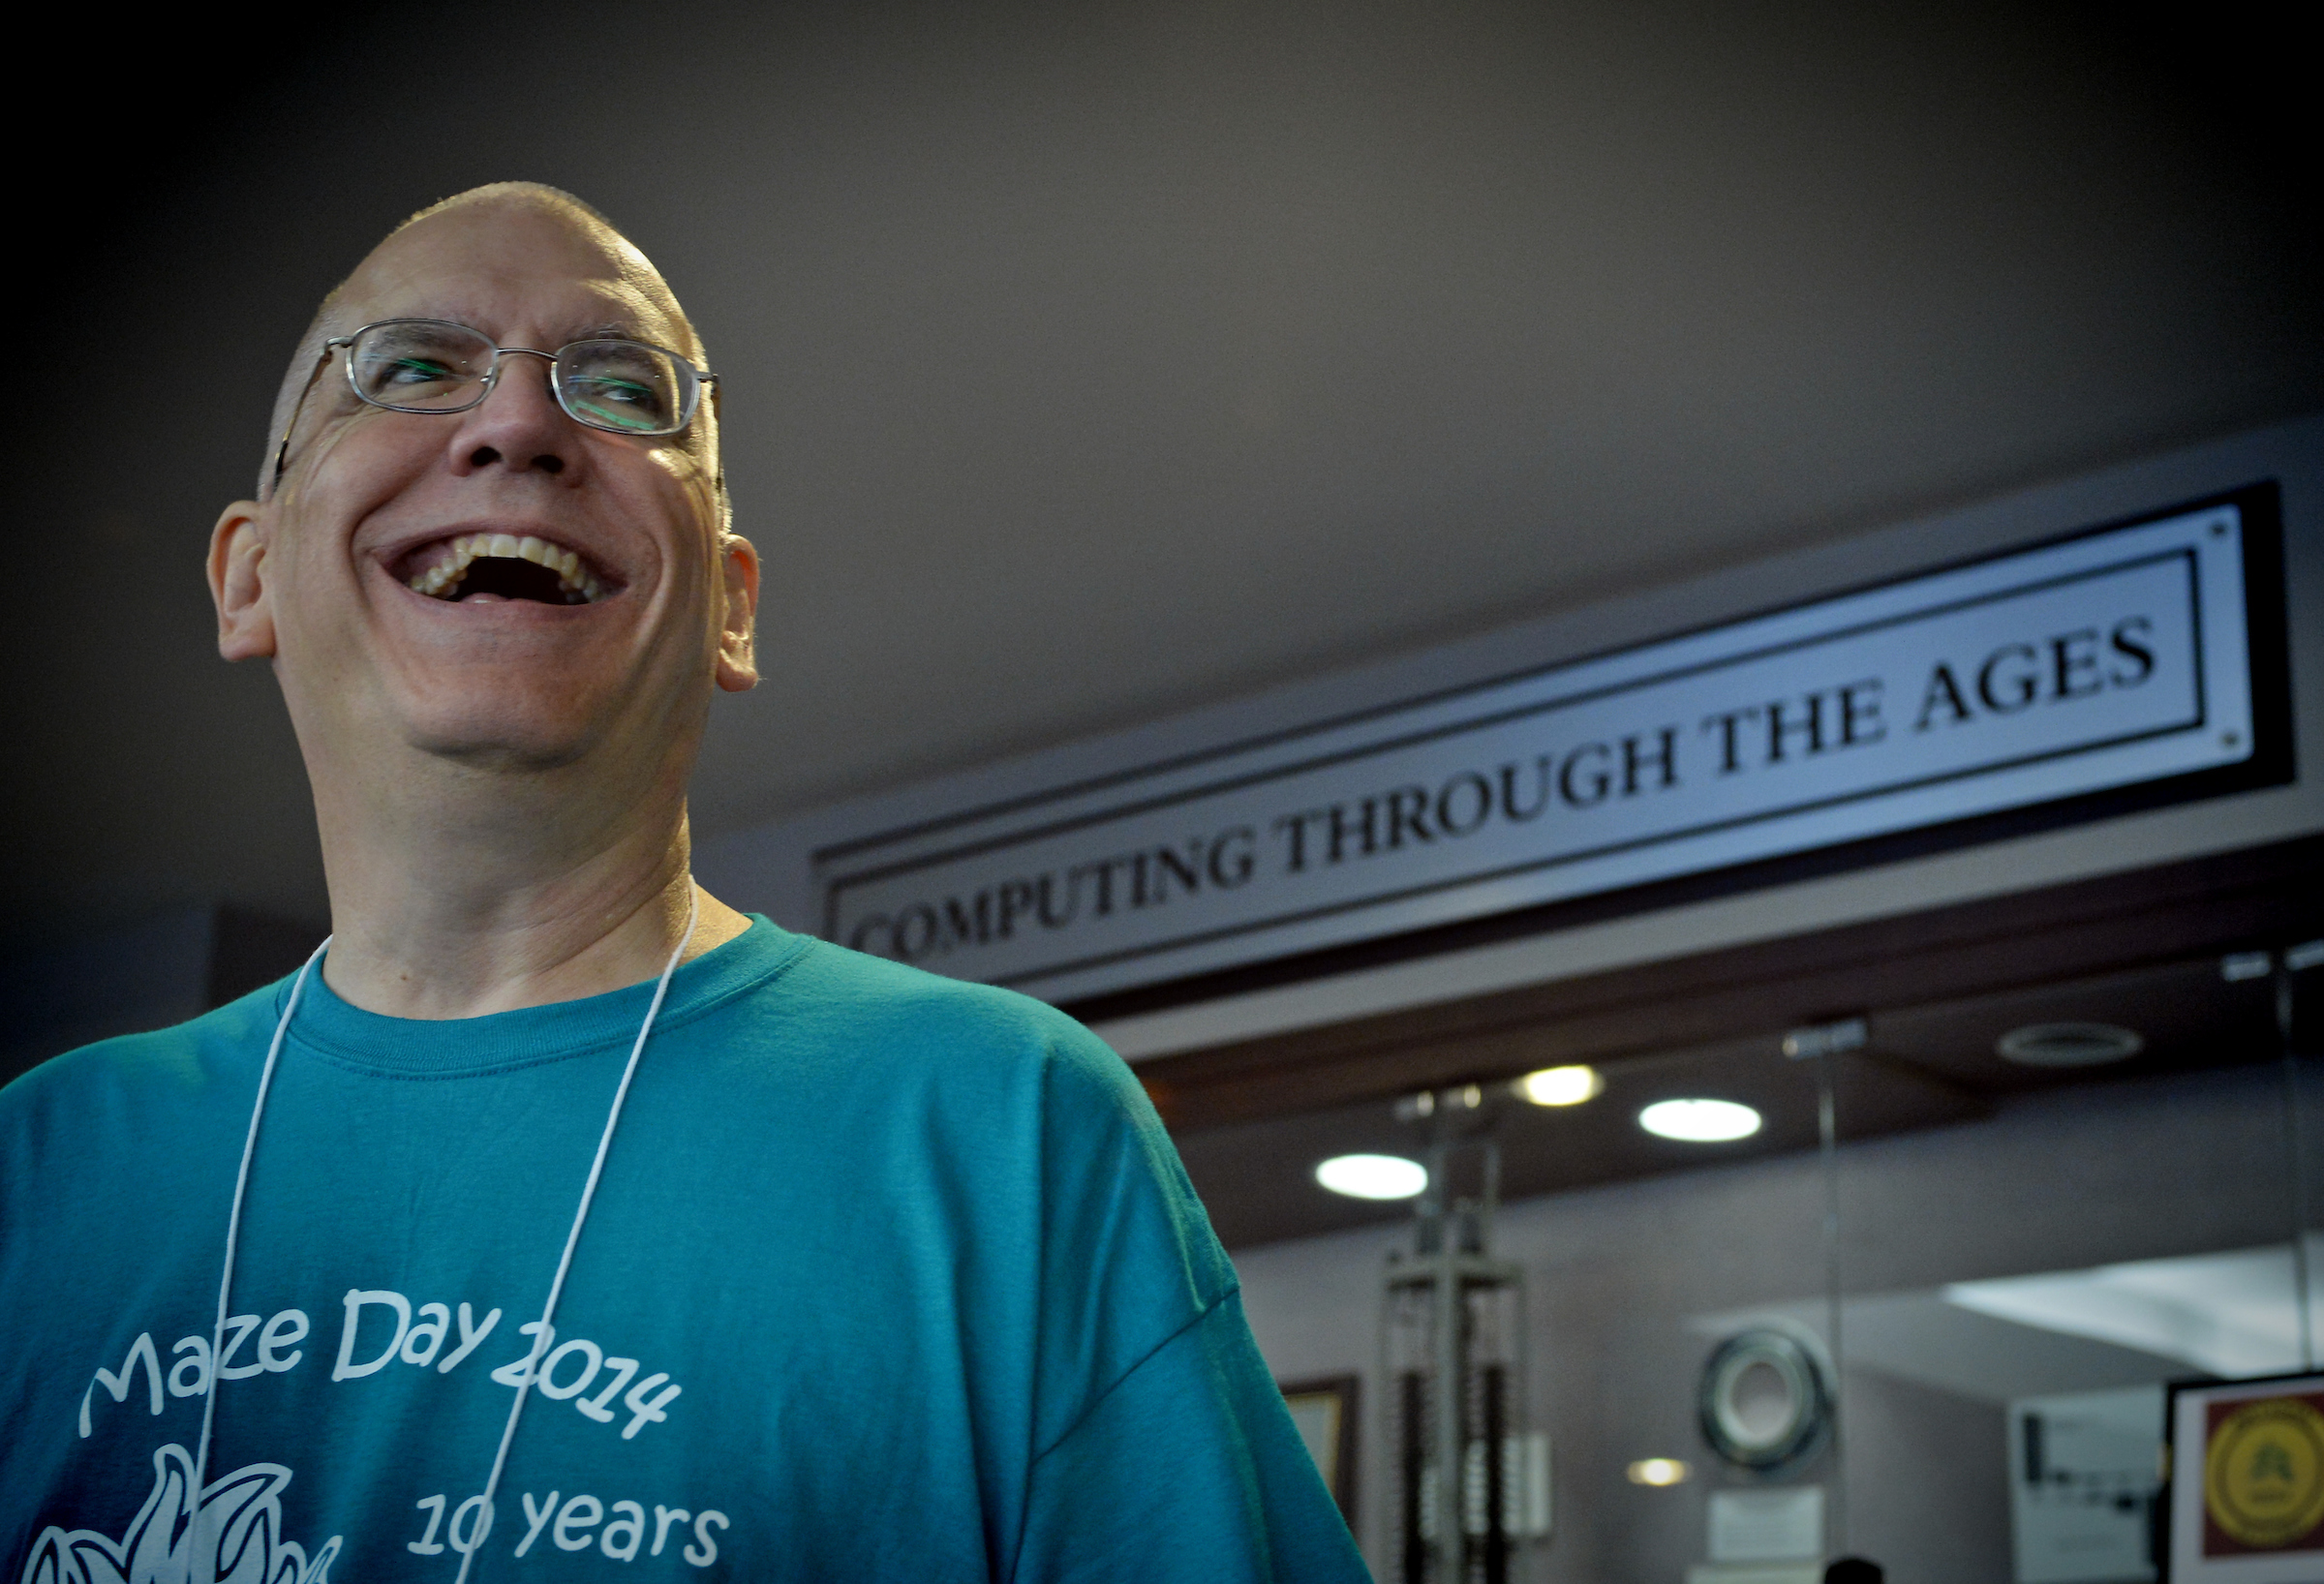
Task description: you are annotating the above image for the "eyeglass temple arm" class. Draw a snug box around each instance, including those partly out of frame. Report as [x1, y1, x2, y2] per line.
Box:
[270, 338, 352, 490]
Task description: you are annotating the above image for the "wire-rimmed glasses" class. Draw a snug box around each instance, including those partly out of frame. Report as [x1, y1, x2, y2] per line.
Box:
[272, 319, 718, 486]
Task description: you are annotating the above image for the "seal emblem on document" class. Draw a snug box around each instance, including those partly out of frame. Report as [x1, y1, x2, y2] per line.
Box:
[2205, 1395, 2324, 1551]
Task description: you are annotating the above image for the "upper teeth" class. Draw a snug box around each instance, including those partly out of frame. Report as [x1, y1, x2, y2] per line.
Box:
[408, 533, 605, 603]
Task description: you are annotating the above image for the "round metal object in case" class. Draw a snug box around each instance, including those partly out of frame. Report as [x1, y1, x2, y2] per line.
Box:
[1995, 1021, 2143, 1068]
[1697, 1326, 1831, 1473]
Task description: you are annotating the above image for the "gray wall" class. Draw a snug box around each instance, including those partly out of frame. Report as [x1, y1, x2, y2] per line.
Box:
[0, 907, 321, 1088]
[1235, 1059, 2303, 1581]
[0, 909, 216, 1088]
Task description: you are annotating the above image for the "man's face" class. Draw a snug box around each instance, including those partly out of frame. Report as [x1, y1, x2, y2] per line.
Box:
[218, 199, 755, 793]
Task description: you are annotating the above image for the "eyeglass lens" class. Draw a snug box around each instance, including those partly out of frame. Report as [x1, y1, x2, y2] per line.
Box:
[346, 320, 696, 437]
[558, 341, 690, 434]
[349, 321, 497, 410]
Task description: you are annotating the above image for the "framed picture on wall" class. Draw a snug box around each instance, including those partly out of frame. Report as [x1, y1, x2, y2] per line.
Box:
[2165, 1371, 2324, 1581]
[1280, 1374, 1360, 1523]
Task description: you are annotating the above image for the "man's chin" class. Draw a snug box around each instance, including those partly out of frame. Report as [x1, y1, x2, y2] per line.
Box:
[400, 708, 604, 775]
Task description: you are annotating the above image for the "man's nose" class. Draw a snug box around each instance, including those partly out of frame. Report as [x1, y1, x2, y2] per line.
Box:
[445, 350, 578, 479]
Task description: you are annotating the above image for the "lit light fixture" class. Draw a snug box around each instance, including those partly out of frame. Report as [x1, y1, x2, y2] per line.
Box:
[1315, 1153, 1428, 1201]
[1517, 1064, 1605, 1107]
[1638, 1098, 1761, 1142]
[1626, 1457, 1691, 1486]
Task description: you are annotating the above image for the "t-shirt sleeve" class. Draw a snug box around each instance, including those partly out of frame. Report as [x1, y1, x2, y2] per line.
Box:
[1011, 1290, 1371, 1584]
[1004, 1015, 1367, 1582]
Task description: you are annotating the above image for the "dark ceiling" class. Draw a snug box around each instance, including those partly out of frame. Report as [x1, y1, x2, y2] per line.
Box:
[1172, 836, 2323, 1247]
[8, 0, 2318, 945]
[1181, 948, 2302, 1250]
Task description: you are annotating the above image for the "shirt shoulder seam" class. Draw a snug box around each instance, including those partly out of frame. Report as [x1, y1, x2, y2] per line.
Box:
[1006, 1283, 1244, 1581]
[1026, 1281, 1243, 1471]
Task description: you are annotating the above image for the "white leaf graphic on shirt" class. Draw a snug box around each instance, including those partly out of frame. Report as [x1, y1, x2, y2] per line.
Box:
[18, 1444, 341, 1584]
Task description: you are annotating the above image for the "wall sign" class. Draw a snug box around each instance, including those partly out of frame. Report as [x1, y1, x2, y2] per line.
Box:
[821, 490, 2282, 1005]
[2009, 1385, 2163, 1584]
[2167, 1372, 2324, 1582]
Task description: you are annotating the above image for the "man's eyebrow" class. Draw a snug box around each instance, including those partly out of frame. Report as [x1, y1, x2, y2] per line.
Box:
[567, 319, 704, 355]
[376, 315, 650, 344]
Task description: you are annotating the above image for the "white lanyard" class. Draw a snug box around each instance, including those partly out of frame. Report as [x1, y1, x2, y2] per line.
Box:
[192, 891, 699, 1582]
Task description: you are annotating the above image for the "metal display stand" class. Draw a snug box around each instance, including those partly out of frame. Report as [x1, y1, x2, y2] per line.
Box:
[1385, 1088, 1537, 1583]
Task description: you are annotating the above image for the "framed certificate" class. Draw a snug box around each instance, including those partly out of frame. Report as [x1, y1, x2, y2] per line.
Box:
[2166, 1372, 2324, 1581]
[1280, 1374, 1360, 1522]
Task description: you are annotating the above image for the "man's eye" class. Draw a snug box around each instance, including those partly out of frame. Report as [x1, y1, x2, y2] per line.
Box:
[384, 357, 457, 384]
[566, 377, 669, 429]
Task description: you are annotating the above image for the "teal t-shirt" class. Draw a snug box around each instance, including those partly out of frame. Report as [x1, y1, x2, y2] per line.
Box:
[0, 919, 1364, 1582]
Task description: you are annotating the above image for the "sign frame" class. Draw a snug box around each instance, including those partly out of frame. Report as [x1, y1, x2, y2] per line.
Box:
[812, 483, 2293, 1011]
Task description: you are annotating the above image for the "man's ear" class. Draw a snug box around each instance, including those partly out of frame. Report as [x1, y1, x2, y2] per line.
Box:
[209, 500, 277, 660]
[715, 532, 760, 692]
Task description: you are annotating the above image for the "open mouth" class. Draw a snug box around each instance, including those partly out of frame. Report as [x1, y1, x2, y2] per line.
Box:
[402, 533, 609, 604]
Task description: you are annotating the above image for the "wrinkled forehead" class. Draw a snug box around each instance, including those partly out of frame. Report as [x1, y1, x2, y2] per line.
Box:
[335, 200, 700, 357]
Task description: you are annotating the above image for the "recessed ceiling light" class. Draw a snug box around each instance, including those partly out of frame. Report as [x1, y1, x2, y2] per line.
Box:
[1996, 1021, 2144, 1067]
[1315, 1153, 1428, 1201]
[1626, 1457, 1691, 1486]
[1517, 1064, 1605, 1107]
[1639, 1098, 1761, 1142]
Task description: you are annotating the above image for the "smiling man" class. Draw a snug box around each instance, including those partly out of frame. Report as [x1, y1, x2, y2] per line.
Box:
[0, 185, 1365, 1582]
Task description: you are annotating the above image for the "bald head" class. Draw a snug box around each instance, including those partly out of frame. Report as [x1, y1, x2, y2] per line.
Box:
[209, 174, 758, 874]
[204, 182, 760, 1017]
[261, 183, 711, 500]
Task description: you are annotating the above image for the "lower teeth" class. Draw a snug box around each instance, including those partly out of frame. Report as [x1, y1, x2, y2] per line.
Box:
[411, 556, 600, 602]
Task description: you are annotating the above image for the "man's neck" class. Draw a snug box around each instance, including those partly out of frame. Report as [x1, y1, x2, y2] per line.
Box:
[309, 754, 751, 1020]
